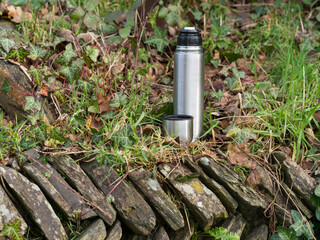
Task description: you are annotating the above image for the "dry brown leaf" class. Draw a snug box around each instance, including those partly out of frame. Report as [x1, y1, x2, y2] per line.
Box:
[246, 169, 261, 187]
[2, 118, 9, 127]
[168, 26, 177, 36]
[40, 85, 48, 96]
[228, 143, 256, 169]
[97, 93, 112, 115]
[79, 66, 92, 80]
[59, 28, 75, 43]
[76, 32, 99, 44]
[212, 80, 225, 92]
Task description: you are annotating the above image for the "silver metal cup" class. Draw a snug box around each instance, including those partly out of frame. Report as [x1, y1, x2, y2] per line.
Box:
[162, 115, 193, 145]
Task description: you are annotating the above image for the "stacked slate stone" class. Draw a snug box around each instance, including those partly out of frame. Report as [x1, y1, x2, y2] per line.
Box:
[0, 149, 317, 240]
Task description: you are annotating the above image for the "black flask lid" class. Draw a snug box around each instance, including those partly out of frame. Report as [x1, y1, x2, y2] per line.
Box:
[177, 27, 202, 46]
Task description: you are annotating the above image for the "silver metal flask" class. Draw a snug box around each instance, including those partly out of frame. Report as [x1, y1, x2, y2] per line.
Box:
[173, 27, 204, 140]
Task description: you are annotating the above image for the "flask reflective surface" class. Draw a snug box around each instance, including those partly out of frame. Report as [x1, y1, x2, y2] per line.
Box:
[173, 27, 204, 140]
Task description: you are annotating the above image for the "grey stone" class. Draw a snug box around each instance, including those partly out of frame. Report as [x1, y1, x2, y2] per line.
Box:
[81, 161, 156, 236]
[76, 219, 107, 240]
[282, 183, 313, 219]
[153, 226, 169, 240]
[0, 60, 55, 122]
[0, 184, 28, 235]
[169, 217, 194, 240]
[221, 214, 246, 237]
[106, 220, 122, 240]
[23, 161, 97, 221]
[0, 166, 67, 240]
[244, 224, 268, 240]
[159, 163, 228, 231]
[128, 167, 184, 231]
[272, 151, 317, 209]
[185, 157, 238, 213]
[49, 155, 116, 226]
[199, 157, 268, 220]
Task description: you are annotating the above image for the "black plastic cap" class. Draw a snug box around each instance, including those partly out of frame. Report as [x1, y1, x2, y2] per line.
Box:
[177, 27, 202, 46]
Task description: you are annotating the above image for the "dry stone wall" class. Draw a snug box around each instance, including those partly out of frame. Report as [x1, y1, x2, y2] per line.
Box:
[0, 149, 318, 239]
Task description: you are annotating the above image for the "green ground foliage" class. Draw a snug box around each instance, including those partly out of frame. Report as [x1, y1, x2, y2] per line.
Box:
[0, 0, 320, 238]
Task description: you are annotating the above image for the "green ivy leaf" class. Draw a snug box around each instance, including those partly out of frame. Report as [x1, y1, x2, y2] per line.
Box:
[1, 78, 10, 93]
[269, 227, 298, 240]
[8, 0, 28, 6]
[71, 7, 85, 20]
[290, 210, 314, 238]
[84, 13, 100, 30]
[0, 38, 15, 53]
[59, 65, 79, 83]
[30, 0, 46, 10]
[315, 184, 320, 197]
[166, 11, 179, 26]
[119, 27, 131, 39]
[310, 194, 320, 208]
[158, 7, 168, 18]
[144, 26, 170, 52]
[225, 77, 237, 90]
[28, 44, 47, 60]
[226, 127, 256, 144]
[62, 43, 77, 64]
[232, 67, 245, 79]
[84, 0, 100, 12]
[316, 207, 320, 221]
[192, 10, 202, 21]
[105, 10, 123, 23]
[48, 0, 57, 4]
[24, 96, 41, 111]
[0, 219, 23, 240]
[85, 46, 99, 62]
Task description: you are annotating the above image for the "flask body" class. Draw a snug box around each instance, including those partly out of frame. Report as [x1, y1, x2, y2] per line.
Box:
[173, 45, 204, 139]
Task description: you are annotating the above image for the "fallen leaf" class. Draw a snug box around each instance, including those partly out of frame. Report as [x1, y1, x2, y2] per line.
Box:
[228, 143, 256, 169]
[212, 80, 225, 92]
[76, 32, 99, 44]
[168, 26, 176, 36]
[59, 28, 75, 43]
[2, 118, 9, 126]
[246, 169, 261, 187]
[85, 115, 93, 130]
[97, 93, 112, 115]
[39, 85, 48, 96]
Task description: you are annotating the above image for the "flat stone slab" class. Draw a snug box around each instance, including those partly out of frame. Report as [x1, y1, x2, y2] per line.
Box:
[244, 224, 268, 240]
[185, 157, 238, 213]
[76, 219, 106, 240]
[0, 166, 67, 240]
[221, 214, 246, 237]
[169, 217, 194, 240]
[153, 226, 169, 240]
[49, 155, 116, 226]
[23, 161, 96, 221]
[159, 163, 228, 230]
[81, 161, 156, 236]
[272, 151, 317, 209]
[199, 157, 268, 220]
[106, 220, 122, 240]
[0, 184, 28, 235]
[128, 167, 184, 231]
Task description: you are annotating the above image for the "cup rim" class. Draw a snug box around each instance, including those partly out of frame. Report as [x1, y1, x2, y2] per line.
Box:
[162, 114, 194, 121]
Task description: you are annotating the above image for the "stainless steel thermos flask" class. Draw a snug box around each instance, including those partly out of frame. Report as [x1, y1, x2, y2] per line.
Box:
[173, 27, 204, 140]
